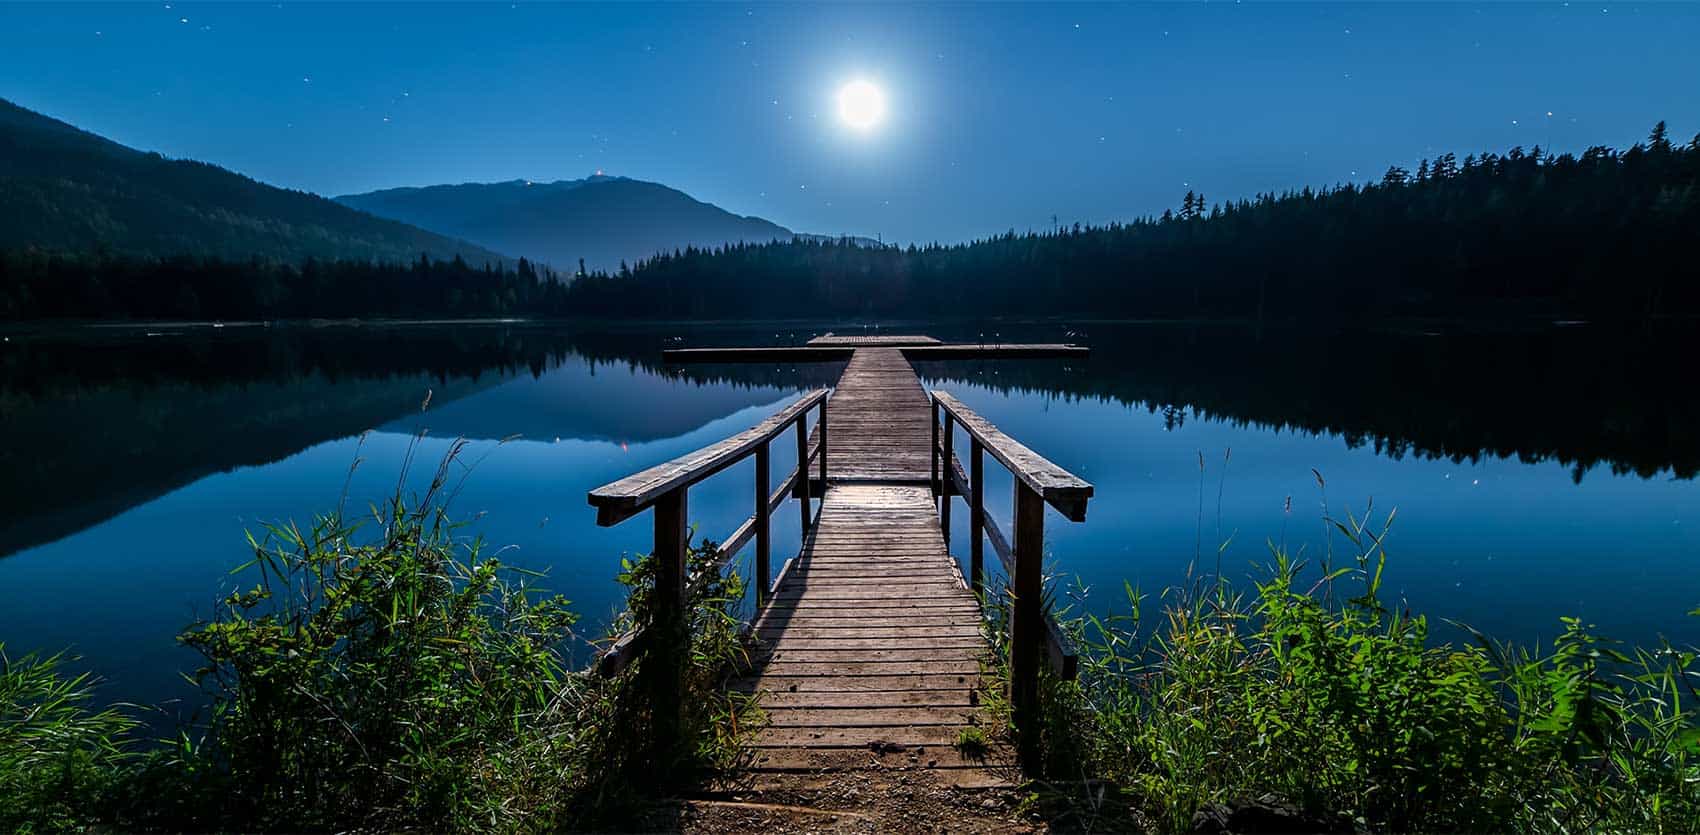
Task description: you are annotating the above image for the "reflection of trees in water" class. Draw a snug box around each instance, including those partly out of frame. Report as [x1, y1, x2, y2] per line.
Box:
[0, 323, 852, 558]
[911, 324, 1700, 482]
[6, 320, 1694, 561]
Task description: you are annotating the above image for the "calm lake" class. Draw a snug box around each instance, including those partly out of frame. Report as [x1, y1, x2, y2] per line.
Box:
[2, 320, 1697, 721]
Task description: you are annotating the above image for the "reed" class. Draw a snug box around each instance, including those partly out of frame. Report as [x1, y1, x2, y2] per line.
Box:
[991, 505, 1700, 833]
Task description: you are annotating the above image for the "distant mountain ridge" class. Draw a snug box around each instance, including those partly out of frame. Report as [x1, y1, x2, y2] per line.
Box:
[0, 98, 508, 266]
[338, 176, 880, 272]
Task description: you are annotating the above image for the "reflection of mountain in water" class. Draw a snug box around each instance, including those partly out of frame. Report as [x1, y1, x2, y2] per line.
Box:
[0, 324, 813, 559]
[6, 319, 1695, 560]
[377, 355, 809, 443]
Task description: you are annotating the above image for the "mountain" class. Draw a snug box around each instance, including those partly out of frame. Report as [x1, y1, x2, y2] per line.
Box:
[337, 176, 879, 272]
[0, 98, 508, 265]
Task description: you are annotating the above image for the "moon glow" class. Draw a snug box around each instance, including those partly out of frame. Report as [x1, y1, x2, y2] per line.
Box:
[837, 80, 887, 132]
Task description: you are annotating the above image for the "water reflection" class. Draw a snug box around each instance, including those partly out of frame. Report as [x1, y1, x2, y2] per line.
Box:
[1, 319, 1696, 715]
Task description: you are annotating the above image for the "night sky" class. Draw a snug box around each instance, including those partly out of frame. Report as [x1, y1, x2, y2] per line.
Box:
[2, 2, 1697, 244]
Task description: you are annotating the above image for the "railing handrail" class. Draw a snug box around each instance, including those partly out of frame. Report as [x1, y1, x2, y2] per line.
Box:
[585, 387, 829, 680]
[931, 391, 1093, 521]
[588, 388, 829, 526]
[929, 387, 1094, 709]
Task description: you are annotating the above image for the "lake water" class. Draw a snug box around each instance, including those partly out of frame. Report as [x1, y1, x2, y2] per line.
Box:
[2, 320, 1696, 721]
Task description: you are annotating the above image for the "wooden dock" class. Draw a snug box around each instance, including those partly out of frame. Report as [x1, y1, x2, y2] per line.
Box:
[588, 335, 1092, 790]
[817, 348, 932, 483]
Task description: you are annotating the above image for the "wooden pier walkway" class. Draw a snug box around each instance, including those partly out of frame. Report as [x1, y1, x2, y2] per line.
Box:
[738, 483, 997, 784]
[817, 348, 933, 483]
[588, 335, 1092, 794]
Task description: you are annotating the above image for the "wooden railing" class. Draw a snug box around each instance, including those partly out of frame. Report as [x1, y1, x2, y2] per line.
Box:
[930, 391, 1093, 750]
[586, 388, 829, 677]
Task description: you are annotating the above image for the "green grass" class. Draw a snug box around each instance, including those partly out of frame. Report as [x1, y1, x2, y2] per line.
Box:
[0, 645, 139, 833]
[991, 504, 1700, 833]
[0, 439, 759, 832]
[955, 725, 991, 759]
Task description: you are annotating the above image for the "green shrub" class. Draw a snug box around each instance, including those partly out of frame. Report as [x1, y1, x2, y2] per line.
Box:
[1002, 507, 1700, 833]
[133, 440, 758, 831]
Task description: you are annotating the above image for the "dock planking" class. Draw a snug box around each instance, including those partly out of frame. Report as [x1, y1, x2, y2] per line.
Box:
[734, 484, 1015, 786]
[593, 334, 1089, 792]
[805, 333, 942, 347]
[811, 348, 933, 483]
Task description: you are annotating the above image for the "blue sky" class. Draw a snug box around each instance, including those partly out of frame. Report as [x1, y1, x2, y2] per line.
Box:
[2, 2, 1697, 243]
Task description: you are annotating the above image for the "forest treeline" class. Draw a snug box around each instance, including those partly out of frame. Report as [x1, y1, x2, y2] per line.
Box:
[0, 252, 563, 321]
[3, 122, 1697, 321]
[569, 122, 1700, 321]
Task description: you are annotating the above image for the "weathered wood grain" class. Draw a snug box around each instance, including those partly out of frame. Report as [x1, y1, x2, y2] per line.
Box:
[806, 333, 942, 347]
[586, 388, 826, 525]
[733, 484, 1002, 786]
[932, 390, 1093, 521]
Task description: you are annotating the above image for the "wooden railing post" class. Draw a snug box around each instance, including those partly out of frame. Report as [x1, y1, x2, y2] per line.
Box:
[940, 412, 954, 547]
[817, 398, 828, 487]
[1011, 481, 1044, 765]
[649, 486, 688, 757]
[970, 437, 985, 597]
[930, 398, 940, 498]
[754, 441, 771, 602]
[794, 414, 810, 536]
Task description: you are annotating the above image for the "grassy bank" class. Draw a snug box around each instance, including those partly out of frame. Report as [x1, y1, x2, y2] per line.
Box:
[994, 507, 1700, 832]
[7, 457, 1699, 832]
[0, 442, 756, 832]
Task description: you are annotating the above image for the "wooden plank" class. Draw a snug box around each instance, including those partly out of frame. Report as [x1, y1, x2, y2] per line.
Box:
[755, 661, 981, 676]
[746, 747, 1010, 772]
[821, 350, 934, 483]
[734, 674, 979, 693]
[807, 334, 942, 347]
[763, 707, 985, 727]
[728, 480, 1008, 787]
[587, 388, 827, 525]
[931, 390, 1093, 521]
[749, 689, 978, 708]
[751, 726, 982, 749]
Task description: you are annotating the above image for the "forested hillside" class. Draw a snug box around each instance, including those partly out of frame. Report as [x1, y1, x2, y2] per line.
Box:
[0, 99, 508, 267]
[4, 123, 1696, 322]
[568, 123, 1700, 321]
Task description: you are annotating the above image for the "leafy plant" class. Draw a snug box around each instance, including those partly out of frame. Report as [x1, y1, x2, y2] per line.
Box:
[0, 645, 138, 833]
[991, 504, 1700, 833]
[140, 438, 758, 831]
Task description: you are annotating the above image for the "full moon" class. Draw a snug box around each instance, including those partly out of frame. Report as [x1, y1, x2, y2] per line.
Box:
[836, 80, 887, 132]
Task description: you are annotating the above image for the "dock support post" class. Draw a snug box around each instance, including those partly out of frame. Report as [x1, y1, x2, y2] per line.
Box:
[795, 414, 810, 537]
[817, 398, 828, 488]
[940, 413, 953, 547]
[755, 442, 771, 602]
[970, 438, 985, 597]
[1011, 481, 1044, 767]
[930, 399, 940, 498]
[649, 487, 688, 762]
